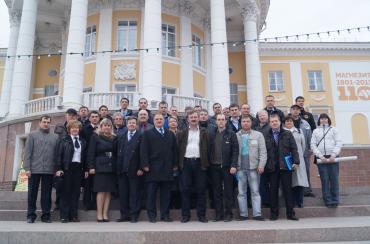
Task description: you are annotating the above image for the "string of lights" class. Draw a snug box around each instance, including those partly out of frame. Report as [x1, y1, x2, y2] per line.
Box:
[1, 25, 369, 59]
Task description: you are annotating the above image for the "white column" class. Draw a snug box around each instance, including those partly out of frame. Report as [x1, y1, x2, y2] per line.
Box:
[242, 2, 263, 113]
[141, 0, 162, 106]
[210, 0, 230, 107]
[0, 10, 21, 117]
[290, 62, 304, 101]
[203, 18, 213, 102]
[179, 2, 193, 97]
[138, 4, 145, 95]
[8, 0, 38, 117]
[62, 0, 88, 108]
[94, 7, 112, 92]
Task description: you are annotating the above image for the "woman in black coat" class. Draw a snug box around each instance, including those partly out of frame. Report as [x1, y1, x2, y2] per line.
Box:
[88, 118, 117, 222]
[56, 120, 87, 223]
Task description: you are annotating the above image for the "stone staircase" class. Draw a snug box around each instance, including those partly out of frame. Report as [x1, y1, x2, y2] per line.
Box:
[0, 189, 370, 243]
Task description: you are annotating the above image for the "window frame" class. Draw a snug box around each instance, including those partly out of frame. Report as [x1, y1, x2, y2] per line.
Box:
[230, 83, 238, 105]
[192, 33, 202, 67]
[307, 70, 324, 91]
[162, 23, 177, 57]
[116, 19, 138, 53]
[268, 71, 285, 92]
[85, 25, 97, 57]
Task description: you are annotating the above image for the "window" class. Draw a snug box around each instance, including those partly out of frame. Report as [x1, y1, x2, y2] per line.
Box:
[268, 71, 284, 92]
[194, 93, 203, 98]
[117, 21, 137, 52]
[44, 84, 58, 97]
[162, 86, 176, 101]
[162, 24, 176, 57]
[83, 87, 92, 93]
[85, 25, 96, 57]
[308, 71, 324, 91]
[114, 84, 137, 92]
[230, 83, 238, 104]
[192, 34, 202, 66]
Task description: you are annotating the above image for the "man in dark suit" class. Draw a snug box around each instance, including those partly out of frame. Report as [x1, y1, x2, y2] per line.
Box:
[117, 97, 133, 119]
[177, 110, 210, 223]
[80, 111, 100, 210]
[116, 116, 143, 223]
[227, 103, 241, 133]
[141, 113, 178, 223]
[265, 114, 299, 221]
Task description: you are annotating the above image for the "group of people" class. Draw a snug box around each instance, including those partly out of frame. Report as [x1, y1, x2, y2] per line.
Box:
[23, 95, 342, 224]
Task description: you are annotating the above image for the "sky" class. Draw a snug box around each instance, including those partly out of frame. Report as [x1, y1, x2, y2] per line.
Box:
[0, 0, 369, 48]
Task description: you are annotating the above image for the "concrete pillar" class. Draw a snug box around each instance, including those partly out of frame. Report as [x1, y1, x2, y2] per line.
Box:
[210, 0, 230, 107]
[62, 0, 88, 108]
[179, 2, 193, 97]
[94, 6, 112, 92]
[0, 10, 21, 117]
[242, 1, 263, 113]
[141, 0, 162, 106]
[8, 0, 38, 117]
[203, 18, 213, 101]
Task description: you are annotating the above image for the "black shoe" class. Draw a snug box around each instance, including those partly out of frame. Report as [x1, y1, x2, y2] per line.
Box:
[149, 218, 157, 223]
[97, 219, 104, 223]
[198, 217, 208, 223]
[181, 216, 190, 223]
[60, 219, 69, 223]
[236, 216, 248, 221]
[70, 217, 80, 222]
[253, 216, 265, 221]
[41, 218, 52, 223]
[53, 207, 60, 211]
[297, 203, 303, 208]
[103, 219, 110, 222]
[212, 216, 223, 222]
[130, 218, 138, 223]
[116, 217, 130, 222]
[262, 203, 270, 208]
[304, 192, 315, 197]
[161, 216, 173, 222]
[223, 215, 232, 222]
[27, 218, 35, 224]
[270, 215, 278, 221]
[332, 203, 338, 208]
[287, 215, 299, 221]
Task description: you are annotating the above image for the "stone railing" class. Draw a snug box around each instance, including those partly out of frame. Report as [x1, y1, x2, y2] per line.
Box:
[164, 95, 211, 112]
[82, 92, 137, 111]
[24, 96, 63, 115]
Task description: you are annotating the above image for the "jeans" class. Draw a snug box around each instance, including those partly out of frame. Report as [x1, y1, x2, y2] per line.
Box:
[317, 163, 339, 205]
[237, 170, 261, 217]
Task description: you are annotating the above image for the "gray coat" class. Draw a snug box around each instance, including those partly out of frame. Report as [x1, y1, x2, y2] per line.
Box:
[236, 129, 267, 170]
[24, 129, 59, 174]
[298, 119, 312, 158]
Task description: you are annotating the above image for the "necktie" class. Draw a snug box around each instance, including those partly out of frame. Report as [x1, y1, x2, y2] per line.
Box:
[273, 131, 279, 144]
[129, 132, 134, 141]
[74, 137, 80, 149]
[159, 128, 164, 136]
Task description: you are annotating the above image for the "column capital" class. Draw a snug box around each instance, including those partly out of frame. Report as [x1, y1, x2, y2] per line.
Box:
[179, 0, 193, 16]
[9, 9, 22, 27]
[239, 0, 260, 22]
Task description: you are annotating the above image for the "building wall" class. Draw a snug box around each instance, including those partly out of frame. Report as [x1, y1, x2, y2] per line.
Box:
[33, 56, 61, 99]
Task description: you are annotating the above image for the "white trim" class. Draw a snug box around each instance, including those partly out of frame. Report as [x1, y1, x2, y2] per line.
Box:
[32, 88, 44, 94]
[162, 56, 181, 65]
[193, 65, 206, 76]
[111, 53, 140, 60]
[12, 135, 27, 181]
[85, 55, 97, 64]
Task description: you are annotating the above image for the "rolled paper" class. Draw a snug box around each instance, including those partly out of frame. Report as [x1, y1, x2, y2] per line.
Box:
[317, 156, 358, 163]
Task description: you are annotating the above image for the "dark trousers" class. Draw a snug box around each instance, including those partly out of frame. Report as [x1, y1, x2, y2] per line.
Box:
[180, 158, 207, 218]
[209, 165, 234, 217]
[83, 175, 96, 210]
[27, 174, 53, 220]
[269, 169, 295, 217]
[146, 181, 171, 219]
[118, 173, 142, 219]
[60, 163, 82, 220]
[259, 172, 270, 206]
[292, 186, 304, 206]
[318, 162, 339, 205]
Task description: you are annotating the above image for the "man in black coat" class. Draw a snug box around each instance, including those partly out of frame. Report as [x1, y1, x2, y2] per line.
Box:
[295, 96, 316, 132]
[265, 114, 299, 221]
[227, 103, 241, 133]
[116, 116, 143, 223]
[259, 95, 285, 122]
[80, 111, 100, 210]
[140, 113, 178, 222]
[209, 114, 239, 222]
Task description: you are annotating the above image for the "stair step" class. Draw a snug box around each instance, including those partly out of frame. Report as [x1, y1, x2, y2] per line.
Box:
[0, 216, 370, 243]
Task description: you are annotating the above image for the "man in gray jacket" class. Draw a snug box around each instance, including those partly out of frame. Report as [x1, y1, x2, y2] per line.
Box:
[24, 115, 59, 223]
[236, 116, 267, 221]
